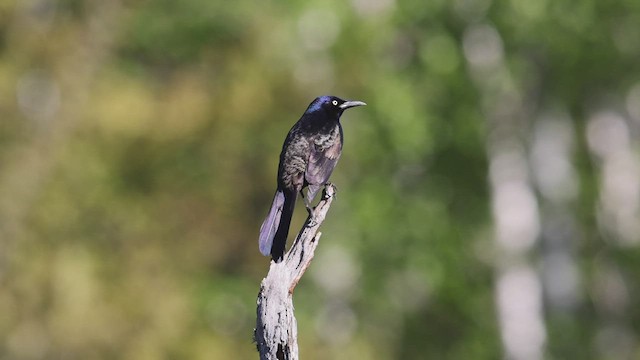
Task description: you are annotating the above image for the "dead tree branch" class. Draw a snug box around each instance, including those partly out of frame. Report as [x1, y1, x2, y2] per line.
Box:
[255, 184, 337, 360]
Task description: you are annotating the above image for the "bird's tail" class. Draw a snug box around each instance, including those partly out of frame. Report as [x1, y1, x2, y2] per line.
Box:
[258, 190, 296, 262]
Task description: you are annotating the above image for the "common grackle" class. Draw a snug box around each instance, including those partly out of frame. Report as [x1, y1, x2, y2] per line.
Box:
[259, 95, 366, 262]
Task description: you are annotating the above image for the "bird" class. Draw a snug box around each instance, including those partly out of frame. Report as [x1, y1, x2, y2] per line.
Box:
[258, 95, 366, 262]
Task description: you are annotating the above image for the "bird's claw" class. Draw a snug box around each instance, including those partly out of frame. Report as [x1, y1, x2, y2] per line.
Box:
[303, 202, 318, 226]
[305, 205, 318, 227]
[323, 183, 337, 199]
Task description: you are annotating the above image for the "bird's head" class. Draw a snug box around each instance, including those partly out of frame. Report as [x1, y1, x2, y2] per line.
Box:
[306, 95, 366, 117]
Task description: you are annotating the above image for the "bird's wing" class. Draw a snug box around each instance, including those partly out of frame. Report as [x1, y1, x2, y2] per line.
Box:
[305, 127, 342, 188]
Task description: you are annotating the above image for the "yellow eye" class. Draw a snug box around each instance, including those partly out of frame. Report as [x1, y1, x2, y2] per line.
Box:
[332, 100, 338, 106]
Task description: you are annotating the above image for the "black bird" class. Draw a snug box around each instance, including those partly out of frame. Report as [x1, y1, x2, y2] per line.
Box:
[259, 95, 366, 262]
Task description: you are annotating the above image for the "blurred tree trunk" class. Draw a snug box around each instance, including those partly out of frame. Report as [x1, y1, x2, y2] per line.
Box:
[255, 184, 336, 360]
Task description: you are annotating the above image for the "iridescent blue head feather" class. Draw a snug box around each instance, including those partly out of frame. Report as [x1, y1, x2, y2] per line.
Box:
[305, 95, 366, 115]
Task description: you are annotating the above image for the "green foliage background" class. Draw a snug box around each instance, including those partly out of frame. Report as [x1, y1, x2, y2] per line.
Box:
[1, 0, 640, 359]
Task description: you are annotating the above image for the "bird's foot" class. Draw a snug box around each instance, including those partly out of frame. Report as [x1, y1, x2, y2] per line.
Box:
[306, 206, 318, 227]
[323, 183, 337, 199]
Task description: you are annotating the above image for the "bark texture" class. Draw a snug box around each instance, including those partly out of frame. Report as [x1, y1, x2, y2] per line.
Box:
[255, 184, 336, 360]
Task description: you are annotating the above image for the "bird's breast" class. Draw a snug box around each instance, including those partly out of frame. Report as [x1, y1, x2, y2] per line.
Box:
[278, 134, 309, 190]
[313, 123, 340, 146]
[312, 124, 342, 155]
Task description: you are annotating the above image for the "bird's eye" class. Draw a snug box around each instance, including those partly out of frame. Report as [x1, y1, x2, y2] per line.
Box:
[332, 100, 338, 106]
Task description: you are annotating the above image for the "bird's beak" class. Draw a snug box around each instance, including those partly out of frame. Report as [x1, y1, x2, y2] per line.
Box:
[339, 100, 367, 109]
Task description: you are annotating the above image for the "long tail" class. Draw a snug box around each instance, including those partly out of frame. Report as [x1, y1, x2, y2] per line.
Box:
[258, 189, 296, 262]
